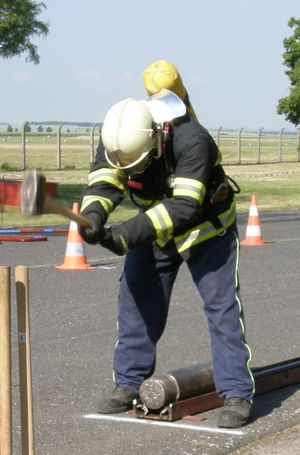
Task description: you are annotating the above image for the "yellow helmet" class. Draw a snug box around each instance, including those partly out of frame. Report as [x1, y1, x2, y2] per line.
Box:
[143, 60, 197, 119]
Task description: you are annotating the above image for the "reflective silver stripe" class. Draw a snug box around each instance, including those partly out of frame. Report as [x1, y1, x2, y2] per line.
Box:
[81, 195, 113, 215]
[146, 204, 173, 243]
[175, 202, 236, 253]
[88, 168, 127, 190]
[173, 177, 206, 203]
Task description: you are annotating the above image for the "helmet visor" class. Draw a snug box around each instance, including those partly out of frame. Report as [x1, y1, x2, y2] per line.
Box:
[105, 149, 154, 176]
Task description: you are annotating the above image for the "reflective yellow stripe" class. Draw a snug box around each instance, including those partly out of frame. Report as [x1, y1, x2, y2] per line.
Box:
[174, 201, 236, 253]
[146, 203, 173, 243]
[81, 195, 114, 215]
[173, 177, 206, 203]
[88, 168, 127, 191]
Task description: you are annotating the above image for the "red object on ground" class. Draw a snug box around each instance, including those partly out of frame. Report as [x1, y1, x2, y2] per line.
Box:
[0, 235, 48, 242]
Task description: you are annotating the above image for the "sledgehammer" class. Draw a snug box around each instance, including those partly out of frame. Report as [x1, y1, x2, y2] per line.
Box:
[21, 169, 92, 228]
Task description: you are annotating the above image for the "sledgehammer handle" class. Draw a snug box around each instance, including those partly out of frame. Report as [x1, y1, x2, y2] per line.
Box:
[44, 196, 92, 228]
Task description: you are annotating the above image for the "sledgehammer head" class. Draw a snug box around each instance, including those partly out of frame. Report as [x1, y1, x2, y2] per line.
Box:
[21, 169, 47, 215]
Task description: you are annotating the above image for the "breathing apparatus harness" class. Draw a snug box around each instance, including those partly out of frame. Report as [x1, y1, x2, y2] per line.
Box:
[126, 121, 240, 224]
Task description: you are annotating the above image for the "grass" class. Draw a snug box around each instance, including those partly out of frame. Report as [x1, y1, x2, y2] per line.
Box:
[0, 134, 92, 171]
[225, 162, 300, 212]
[0, 131, 299, 228]
[1, 130, 299, 170]
[1, 161, 300, 228]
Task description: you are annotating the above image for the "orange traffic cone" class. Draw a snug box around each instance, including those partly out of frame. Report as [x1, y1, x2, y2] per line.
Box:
[55, 202, 94, 270]
[241, 195, 267, 246]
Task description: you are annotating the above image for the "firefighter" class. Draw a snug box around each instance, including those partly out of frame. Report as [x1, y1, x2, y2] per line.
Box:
[79, 88, 254, 428]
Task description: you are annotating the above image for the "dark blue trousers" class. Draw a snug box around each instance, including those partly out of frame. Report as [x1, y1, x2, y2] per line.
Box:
[113, 229, 254, 401]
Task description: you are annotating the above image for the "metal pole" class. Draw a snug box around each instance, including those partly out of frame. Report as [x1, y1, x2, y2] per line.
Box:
[21, 121, 29, 170]
[237, 128, 244, 164]
[257, 127, 263, 164]
[89, 123, 98, 165]
[56, 124, 63, 170]
[15, 266, 35, 455]
[0, 266, 12, 455]
[1, 173, 4, 223]
[279, 128, 285, 162]
[216, 126, 222, 149]
[297, 127, 300, 162]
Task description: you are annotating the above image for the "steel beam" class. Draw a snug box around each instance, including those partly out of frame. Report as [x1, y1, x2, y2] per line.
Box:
[132, 357, 300, 421]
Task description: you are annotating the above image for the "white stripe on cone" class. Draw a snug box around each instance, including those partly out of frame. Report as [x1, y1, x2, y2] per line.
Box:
[245, 225, 262, 237]
[249, 205, 258, 216]
[65, 242, 86, 257]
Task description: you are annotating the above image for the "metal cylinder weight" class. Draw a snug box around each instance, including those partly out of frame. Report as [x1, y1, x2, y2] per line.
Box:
[139, 363, 214, 410]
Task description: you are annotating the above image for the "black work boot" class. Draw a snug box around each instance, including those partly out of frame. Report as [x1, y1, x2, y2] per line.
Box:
[218, 398, 251, 428]
[97, 385, 139, 414]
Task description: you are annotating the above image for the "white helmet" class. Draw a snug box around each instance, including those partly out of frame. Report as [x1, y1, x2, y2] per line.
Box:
[101, 98, 157, 175]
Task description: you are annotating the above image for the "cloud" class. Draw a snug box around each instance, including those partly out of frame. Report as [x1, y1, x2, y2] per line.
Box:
[71, 68, 138, 97]
[0, 71, 32, 84]
[187, 75, 211, 87]
[12, 71, 32, 82]
[72, 68, 104, 82]
[117, 71, 135, 83]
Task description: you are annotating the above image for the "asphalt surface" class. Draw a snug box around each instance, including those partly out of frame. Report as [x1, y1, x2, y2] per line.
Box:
[1, 212, 300, 455]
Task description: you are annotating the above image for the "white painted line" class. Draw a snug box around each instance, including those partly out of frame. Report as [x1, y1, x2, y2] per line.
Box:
[83, 413, 244, 436]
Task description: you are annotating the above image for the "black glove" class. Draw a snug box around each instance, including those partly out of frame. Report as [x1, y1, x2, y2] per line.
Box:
[98, 226, 129, 256]
[79, 212, 104, 244]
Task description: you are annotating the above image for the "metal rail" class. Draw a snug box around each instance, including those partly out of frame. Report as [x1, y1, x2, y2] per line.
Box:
[132, 357, 300, 422]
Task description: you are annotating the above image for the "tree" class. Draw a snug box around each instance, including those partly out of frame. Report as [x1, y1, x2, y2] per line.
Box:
[0, 0, 49, 64]
[37, 125, 43, 132]
[277, 17, 300, 126]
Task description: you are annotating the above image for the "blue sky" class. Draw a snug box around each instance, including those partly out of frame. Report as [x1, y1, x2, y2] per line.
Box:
[1, 0, 299, 130]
